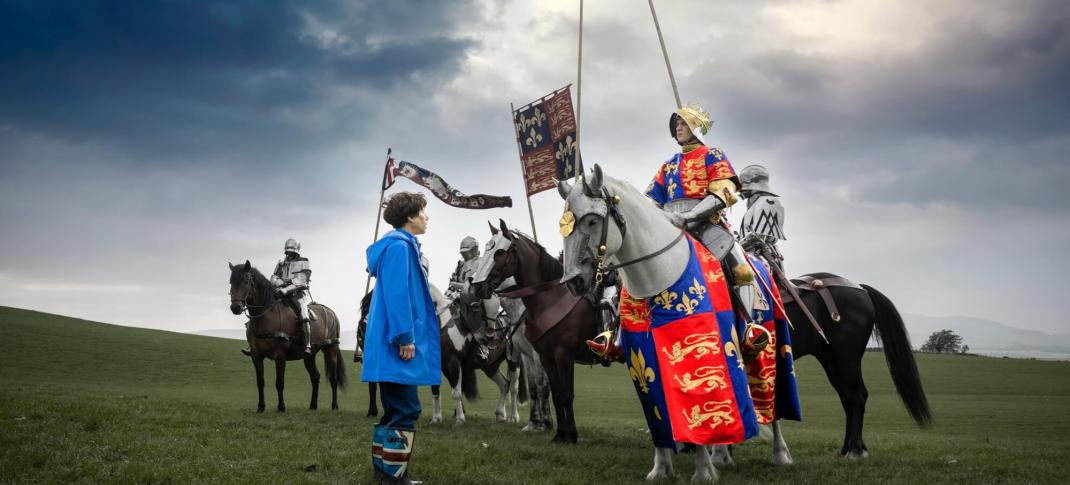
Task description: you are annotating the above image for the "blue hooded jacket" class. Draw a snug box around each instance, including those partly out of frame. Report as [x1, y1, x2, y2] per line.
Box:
[361, 229, 442, 386]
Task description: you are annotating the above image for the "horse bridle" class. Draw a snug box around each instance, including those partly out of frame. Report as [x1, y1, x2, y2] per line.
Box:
[230, 272, 278, 319]
[586, 187, 685, 285]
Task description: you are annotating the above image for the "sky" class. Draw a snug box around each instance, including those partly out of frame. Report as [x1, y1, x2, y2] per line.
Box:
[1, 0, 1068, 336]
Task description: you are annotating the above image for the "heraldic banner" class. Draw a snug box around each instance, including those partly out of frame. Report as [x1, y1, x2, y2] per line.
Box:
[513, 86, 580, 196]
[384, 158, 512, 210]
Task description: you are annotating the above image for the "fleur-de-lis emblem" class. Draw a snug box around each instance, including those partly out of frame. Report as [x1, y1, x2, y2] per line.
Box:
[709, 147, 724, 161]
[654, 290, 678, 310]
[688, 277, 707, 300]
[675, 293, 700, 315]
[555, 135, 577, 175]
[525, 127, 543, 148]
[628, 349, 657, 394]
[666, 179, 678, 197]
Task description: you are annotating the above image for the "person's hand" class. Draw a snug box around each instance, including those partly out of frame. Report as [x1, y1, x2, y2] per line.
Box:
[399, 343, 415, 361]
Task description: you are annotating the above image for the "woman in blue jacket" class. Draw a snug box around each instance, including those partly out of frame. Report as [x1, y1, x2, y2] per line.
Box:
[363, 191, 440, 485]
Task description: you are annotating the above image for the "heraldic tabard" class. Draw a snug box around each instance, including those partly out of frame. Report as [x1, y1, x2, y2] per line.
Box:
[619, 235, 760, 447]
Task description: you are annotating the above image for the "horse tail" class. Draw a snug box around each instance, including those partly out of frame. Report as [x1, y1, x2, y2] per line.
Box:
[462, 363, 480, 402]
[862, 284, 933, 427]
[321, 305, 347, 390]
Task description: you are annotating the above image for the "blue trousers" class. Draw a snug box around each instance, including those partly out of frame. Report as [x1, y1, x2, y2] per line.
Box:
[378, 382, 421, 430]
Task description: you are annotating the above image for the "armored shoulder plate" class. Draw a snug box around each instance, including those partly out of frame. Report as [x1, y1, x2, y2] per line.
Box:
[740, 195, 786, 240]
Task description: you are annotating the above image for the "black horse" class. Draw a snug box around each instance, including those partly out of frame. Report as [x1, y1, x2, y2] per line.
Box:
[782, 273, 932, 457]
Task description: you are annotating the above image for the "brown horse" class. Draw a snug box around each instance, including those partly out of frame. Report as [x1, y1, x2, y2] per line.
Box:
[228, 261, 346, 413]
[471, 220, 599, 443]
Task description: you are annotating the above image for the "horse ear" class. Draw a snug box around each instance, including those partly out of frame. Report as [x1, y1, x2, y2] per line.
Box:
[557, 179, 573, 200]
[499, 219, 513, 240]
[243, 260, 251, 271]
[489, 221, 499, 236]
[228, 262, 234, 270]
[588, 164, 604, 193]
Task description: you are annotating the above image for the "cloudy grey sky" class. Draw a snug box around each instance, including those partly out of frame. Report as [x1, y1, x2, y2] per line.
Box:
[1, 0, 1067, 336]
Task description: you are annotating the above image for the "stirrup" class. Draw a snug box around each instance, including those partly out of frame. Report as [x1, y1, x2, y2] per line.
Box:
[586, 330, 624, 363]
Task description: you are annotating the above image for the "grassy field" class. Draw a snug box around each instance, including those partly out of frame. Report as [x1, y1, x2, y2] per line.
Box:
[2, 306, 1069, 484]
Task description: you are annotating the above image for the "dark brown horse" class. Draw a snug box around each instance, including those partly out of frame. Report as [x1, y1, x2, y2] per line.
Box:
[228, 261, 346, 412]
[471, 220, 599, 443]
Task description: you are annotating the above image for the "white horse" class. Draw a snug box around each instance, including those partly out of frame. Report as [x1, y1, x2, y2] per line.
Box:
[557, 164, 792, 482]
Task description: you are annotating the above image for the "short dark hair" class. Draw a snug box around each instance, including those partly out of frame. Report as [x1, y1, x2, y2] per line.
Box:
[383, 191, 427, 229]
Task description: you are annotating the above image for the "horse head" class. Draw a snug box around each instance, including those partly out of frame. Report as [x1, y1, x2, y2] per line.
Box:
[557, 164, 625, 295]
[228, 260, 254, 315]
[470, 219, 518, 299]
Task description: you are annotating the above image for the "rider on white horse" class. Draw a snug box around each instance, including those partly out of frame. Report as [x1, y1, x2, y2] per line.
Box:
[647, 104, 768, 324]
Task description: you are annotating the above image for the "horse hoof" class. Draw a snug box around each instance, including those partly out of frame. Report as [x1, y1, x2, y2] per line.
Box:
[772, 452, 793, 466]
[690, 468, 718, 483]
[843, 450, 869, 460]
[257, 407, 265, 413]
[645, 468, 673, 480]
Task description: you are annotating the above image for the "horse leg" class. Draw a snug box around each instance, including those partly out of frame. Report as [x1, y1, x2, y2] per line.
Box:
[324, 346, 340, 410]
[539, 352, 569, 443]
[771, 419, 793, 465]
[711, 445, 734, 467]
[507, 361, 521, 423]
[692, 445, 719, 482]
[304, 352, 320, 411]
[430, 385, 442, 424]
[452, 379, 466, 425]
[557, 352, 578, 444]
[818, 353, 869, 458]
[253, 355, 266, 413]
[274, 352, 287, 413]
[485, 368, 509, 422]
[646, 447, 675, 480]
[367, 383, 379, 417]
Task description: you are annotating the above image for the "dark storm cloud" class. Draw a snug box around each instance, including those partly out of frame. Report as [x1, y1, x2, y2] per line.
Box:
[0, 0, 477, 163]
[686, 0, 1070, 211]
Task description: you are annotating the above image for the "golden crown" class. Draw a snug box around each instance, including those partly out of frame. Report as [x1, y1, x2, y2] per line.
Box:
[675, 103, 713, 136]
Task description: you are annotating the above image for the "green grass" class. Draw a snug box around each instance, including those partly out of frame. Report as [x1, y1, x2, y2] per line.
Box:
[1, 306, 1069, 484]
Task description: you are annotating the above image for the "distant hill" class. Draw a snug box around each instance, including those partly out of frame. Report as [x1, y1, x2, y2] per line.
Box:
[902, 313, 1070, 358]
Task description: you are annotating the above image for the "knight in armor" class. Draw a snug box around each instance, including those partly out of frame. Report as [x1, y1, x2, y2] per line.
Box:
[240, 238, 314, 357]
[447, 236, 502, 357]
[445, 236, 481, 300]
[738, 164, 787, 270]
[272, 238, 314, 356]
[647, 104, 766, 327]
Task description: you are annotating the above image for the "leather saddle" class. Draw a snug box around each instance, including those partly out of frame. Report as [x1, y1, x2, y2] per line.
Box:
[780, 274, 863, 323]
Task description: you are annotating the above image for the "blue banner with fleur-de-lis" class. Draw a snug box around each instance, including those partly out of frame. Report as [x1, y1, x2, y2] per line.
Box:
[513, 86, 580, 196]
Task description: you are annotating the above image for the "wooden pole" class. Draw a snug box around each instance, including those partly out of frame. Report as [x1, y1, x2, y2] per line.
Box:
[647, 0, 683, 109]
[575, 0, 584, 177]
[511, 102, 540, 243]
[362, 148, 391, 299]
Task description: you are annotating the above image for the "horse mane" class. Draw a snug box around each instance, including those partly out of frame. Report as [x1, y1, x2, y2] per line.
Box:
[511, 231, 563, 280]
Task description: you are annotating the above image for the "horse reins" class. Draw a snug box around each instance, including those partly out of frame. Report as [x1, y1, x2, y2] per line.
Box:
[591, 187, 685, 285]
